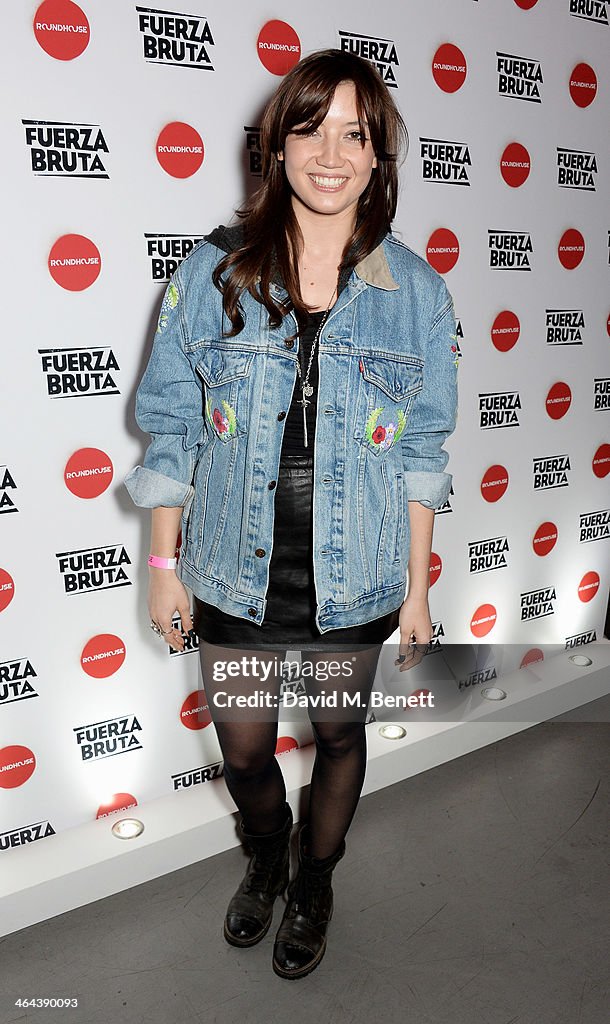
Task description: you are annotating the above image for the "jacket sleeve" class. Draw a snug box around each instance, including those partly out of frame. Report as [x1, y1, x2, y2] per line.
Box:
[124, 263, 204, 510]
[401, 278, 459, 509]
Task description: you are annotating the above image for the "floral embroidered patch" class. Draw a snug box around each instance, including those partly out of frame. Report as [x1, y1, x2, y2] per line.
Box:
[449, 333, 459, 368]
[206, 396, 237, 438]
[364, 406, 408, 451]
[157, 282, 179, 333]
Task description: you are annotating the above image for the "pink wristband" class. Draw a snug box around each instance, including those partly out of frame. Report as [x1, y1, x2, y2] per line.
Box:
[148, 555, 177, 569]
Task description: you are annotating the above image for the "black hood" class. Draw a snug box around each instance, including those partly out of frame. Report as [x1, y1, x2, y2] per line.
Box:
[204, 222, 245, 254]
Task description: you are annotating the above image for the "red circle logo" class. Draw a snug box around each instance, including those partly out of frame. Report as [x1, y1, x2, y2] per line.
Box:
[0, 568, 15, 613]
[427, 228, 459, 273]
[558, 228, 585, 269]
[64, 448, 113, 498]
[429, 552, 442, 587]
[606, 312, 610, 338]
[578, 571, 600, 603]
[471, 604, 497, 638]
[181, 690, 212, 730]
[545, 382, 572, 421]
[592, 443, 610, 479]
[276, 736, 299, 755]
[0, 745, 36, 789]
[513, 0, 539, 9]
[432, 43, 467, 93]
[533, 522, 558, 557]
[500, 142, 531, 187]
[156, 122, 204, 178]
[569, 63, 597, 108]
[481, 465, 509, 503]
[33, 0, 90, 60]
[97, 793, 138, 819]
[257, 20, 301, 75]
[81, 634, 126, 678]
[520, 648, 544, 669]
[48, 234, 101, 291]
[491, 310, 520, 352]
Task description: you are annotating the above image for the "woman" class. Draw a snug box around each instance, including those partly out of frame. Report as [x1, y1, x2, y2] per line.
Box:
[125, 48, 458, 979]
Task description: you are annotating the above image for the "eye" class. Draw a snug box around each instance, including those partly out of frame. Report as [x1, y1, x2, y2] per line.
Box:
[346, 131, 367, 142]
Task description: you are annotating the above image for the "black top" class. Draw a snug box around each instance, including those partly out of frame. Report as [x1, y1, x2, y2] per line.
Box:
[281, 310, 327, 455]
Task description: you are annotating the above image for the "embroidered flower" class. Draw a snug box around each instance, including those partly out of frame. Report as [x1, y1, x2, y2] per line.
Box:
[206, 397, 237, 438]
[372, 424, 386, 445]
[213, 408, 228, 433]
[365, 408, 407, 451]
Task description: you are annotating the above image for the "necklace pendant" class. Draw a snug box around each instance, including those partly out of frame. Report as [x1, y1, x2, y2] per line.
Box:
[302, 384, 314, 397]
[303, 404, 308, 448]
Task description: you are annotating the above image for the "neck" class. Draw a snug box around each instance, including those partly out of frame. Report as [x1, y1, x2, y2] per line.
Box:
[290, 196, 356, 262]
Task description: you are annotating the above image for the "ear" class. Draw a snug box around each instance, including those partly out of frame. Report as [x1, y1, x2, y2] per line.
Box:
[372, 154, 378, 169]
[277, 151, 284, 162]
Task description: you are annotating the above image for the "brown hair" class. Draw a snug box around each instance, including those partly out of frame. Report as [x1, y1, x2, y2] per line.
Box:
[213, 48, 409, 336]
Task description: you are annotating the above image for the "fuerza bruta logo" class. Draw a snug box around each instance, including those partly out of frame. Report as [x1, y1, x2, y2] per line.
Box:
[420, 138, 471, 186]
[338, 31, 399, 86]
[56, 545, 132, 594]
[489, 230, 533, 270]
[469, 536, 509, 574]
[23, 120, 109, 177]
[580, 509, 610, 543]
[479, 392, 521, 429]
[0, 821, 56, 851]
[0, 466, 18, 515]
[145, 234, 203, 281]
[244, 126, 262, 176]
[39, 347, 120, 398]
[533, 455, 571, 490]
[546, 309, 585, 346]
[172, 759, 224, 791]
[521, 587, 556, 621]
[136, 6, 214, 69]
[497, 52, 543, 102]
[569, 1, 608, 25]
[557, 148, 597, 191]
[0, 658, 38, 707]
[74, 715, 143, 761]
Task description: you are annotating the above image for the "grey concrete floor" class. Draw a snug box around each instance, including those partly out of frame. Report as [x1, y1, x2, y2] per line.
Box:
[1, 710, 608, 1024]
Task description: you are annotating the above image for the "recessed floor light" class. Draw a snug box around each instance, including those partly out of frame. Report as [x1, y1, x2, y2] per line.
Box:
[569, 654, 592, 667]
[378, 724, 407, 739]
[111, 817, 144, 839]
[480, 687, 507, 701]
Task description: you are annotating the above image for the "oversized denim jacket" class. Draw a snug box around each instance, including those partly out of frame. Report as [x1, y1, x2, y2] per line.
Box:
[124, 231, 459, 633]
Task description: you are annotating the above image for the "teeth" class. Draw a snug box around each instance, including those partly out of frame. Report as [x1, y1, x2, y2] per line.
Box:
[310, 175, 347, 187]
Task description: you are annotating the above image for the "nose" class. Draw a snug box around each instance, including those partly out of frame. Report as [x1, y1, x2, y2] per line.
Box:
[316, 134, 343, 169]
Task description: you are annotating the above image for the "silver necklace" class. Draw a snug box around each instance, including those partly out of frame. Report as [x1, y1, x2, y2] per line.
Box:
[294, 287, 336, 448]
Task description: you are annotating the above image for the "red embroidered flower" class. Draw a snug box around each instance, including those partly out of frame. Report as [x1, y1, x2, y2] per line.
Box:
[213, 408, 227, 432]
[372, 425, 386, 444]
[451, 345, 457, 353]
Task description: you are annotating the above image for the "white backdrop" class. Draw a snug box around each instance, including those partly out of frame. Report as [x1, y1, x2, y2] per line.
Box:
[1, 0, 609, 844]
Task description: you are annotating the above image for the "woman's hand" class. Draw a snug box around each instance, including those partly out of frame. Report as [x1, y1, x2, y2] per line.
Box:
[148, 568, 194, 653]
[394, 594, 433, 672]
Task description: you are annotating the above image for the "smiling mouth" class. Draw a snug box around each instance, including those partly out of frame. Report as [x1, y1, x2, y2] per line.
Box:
[308, 174, 349, 190]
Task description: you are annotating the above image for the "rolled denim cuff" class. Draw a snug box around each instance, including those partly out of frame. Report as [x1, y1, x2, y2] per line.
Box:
[405, 470, 452, 510]
[124, 465, 194, 510]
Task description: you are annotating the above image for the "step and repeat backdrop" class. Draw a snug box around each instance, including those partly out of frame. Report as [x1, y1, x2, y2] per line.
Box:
[1, 0, 609, 846]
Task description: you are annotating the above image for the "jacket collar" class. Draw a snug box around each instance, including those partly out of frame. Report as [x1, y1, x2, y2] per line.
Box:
[354, 239, 399, 291]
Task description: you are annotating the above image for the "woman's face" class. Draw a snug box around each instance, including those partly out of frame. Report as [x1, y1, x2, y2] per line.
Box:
[279, 80, 378, 226]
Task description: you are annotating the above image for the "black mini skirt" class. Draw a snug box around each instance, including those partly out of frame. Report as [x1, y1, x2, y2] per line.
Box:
[192, 453, 400, 651]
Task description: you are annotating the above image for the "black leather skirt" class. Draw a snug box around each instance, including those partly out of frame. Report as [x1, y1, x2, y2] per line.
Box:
[192, 453, 400, 651]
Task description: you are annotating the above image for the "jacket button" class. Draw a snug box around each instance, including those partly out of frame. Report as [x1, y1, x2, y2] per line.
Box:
[268, 480, 277, 489]
[255, 548, 266, 557]
[277, 411, 286, 420]
[284, 338, 295, 348]
[248, 607, 258, 617]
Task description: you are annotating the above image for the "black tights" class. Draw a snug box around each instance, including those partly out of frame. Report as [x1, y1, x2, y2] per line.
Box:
[198, 641, 383, 860]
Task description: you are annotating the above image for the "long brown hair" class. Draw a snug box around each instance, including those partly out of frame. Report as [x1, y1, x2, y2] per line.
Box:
[213, 48, 409, 336]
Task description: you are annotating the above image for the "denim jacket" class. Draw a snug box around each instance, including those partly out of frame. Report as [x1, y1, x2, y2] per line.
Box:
[124, 231, 458, 633]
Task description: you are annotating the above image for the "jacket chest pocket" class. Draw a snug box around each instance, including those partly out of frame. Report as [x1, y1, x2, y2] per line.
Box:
[353, 354, 424, 457]
[195, 348, 254, 442]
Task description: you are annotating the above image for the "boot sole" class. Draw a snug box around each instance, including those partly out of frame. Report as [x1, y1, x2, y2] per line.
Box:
[272, 937, 327, 979]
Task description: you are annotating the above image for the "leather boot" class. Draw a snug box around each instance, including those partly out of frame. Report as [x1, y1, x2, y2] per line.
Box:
[272, 822, 346, 979]
[224, 802, 293, 947]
